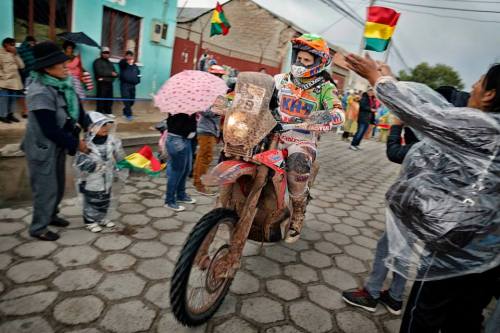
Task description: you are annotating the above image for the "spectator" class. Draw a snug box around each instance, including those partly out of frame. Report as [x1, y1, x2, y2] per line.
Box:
[75, 111, 124, 233]
[22, 41, 88, 241]
[342, 117, 418, 315]
[93, 47, 117, 115]
[119, 50, 141, 121]
[207, 54, 217, 68]
[346, 53, 500, 333]
[63, 40, 93, 99]
[17, 35, 36, 118]
[164, 113, 198, 212]
[198, 51, 209, 71]
[341, 94, 360, 141]
[349, 88, 377, 151]
[192, 65, 226, 195]
[0, 37, 25, 123]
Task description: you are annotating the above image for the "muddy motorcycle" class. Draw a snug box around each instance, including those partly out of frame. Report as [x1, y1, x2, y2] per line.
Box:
[170, 72, 319, 326]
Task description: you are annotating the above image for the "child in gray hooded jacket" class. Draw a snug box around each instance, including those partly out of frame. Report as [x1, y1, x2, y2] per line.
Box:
[75, 111, 125, 232]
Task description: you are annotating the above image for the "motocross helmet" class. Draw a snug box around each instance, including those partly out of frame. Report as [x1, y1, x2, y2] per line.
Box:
[290, 34, 332, 78]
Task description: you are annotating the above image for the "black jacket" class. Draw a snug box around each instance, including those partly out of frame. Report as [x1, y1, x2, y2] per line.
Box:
[358, 93, 376, 124]
[167, 114, 197, 138]
[386, 125, 419, 164]
[93, 58, 116, 82]
[119, 59, 140, 85]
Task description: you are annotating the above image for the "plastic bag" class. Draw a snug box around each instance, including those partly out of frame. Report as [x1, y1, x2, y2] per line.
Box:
[375, 77, 500, 281]
[74, 111, 128, 225]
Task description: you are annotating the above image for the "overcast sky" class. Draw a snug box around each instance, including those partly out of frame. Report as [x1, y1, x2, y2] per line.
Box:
[180, 0, 500, 90]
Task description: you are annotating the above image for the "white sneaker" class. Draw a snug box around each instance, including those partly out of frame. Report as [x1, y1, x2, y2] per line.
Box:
[86, 223, 103, 233]
[99, 220, 115, 228]
[349, 145, 360, 151]
[165, 203, 186, 212]
[177, 197, 197, 204]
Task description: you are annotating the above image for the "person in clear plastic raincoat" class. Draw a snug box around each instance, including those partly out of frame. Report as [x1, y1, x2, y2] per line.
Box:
[273, 34, 344, 243]
[346, 53, 500, 333]
[75, 111, 125, 233]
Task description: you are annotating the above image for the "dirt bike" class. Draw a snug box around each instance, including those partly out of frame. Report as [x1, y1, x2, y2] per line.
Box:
[170, 72, 319, 326]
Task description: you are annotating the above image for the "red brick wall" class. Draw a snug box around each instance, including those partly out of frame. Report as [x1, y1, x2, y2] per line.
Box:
[172, 37, 281, 76]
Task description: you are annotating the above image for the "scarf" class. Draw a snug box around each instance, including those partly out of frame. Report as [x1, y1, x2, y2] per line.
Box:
[31, 71, 79, 121]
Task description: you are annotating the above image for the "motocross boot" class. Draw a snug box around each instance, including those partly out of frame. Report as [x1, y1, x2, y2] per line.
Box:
[285, 193, 308, 243]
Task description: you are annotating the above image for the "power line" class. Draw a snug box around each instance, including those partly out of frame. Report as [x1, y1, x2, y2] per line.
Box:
[379, 0, 500, 14]
[390, 6, 500, 23]
[330, 0, 412, 70]
[419, 0, 500, 3]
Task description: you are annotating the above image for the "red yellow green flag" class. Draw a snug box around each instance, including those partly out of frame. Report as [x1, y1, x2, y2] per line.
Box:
[363, 6, 400, 52]
[117, 145, 165, 176]
[210, 2, 231, 37]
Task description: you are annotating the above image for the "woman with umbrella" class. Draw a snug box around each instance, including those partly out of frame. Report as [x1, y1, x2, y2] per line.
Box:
[154, 70, 228, 212]
[62, 40, 93, 98]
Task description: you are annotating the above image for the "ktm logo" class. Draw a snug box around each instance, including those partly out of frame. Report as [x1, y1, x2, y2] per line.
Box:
[280, 95, 317, 118]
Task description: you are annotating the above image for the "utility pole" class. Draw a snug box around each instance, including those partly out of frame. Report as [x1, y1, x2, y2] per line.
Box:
[347, 0, 376, 89]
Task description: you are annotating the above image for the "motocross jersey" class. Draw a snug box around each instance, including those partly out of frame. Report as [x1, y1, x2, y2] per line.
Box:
[274, 73, 344, 132]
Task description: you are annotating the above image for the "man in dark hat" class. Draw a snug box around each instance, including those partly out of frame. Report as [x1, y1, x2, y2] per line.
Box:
[93, 46, 117, 115]
[22, 41, 88, 241]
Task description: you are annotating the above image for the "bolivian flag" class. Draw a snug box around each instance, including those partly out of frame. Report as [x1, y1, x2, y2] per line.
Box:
[210, 2, 231, 36]
[117, 145, 165, 176]
[364, 6, 400, 52]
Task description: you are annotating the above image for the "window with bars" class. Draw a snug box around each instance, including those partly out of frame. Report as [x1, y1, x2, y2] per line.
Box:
[14, 0, 72, 42]
[101, 7, 141, 60]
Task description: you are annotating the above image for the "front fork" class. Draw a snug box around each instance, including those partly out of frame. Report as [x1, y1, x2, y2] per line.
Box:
[212, 164, 269, 279]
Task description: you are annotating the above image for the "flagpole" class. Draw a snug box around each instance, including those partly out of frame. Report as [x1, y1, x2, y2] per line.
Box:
[383, 40, 392, 63]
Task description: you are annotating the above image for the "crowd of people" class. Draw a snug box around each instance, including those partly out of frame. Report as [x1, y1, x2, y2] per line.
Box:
[0, 36, 141, 124]
[1, 30, 498, 333]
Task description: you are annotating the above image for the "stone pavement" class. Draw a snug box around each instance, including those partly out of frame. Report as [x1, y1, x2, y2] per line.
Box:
[0, 134, 404, 333]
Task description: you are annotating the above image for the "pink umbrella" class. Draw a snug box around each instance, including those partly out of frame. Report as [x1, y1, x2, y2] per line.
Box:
[154, 70, 228, 115]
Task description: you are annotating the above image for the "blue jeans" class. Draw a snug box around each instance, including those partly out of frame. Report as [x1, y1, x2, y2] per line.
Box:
[165, 135, 192, 205]
[0, 88, 17, 118]
[351, 122, 370, 147]
[365, 232, 407, 301]
[120, 83, 135, 117]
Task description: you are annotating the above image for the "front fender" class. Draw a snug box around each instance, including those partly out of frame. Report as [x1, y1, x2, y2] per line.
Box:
[201, 160, 257, 186]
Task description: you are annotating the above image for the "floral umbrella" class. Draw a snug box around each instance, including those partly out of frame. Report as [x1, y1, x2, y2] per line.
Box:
[154, 70, 227, 115]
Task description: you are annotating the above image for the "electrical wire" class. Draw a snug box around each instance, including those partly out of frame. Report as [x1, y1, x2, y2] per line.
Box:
[329, 0, 412, 70]
[379, 0, 500, 14]
[390, 6, 500, 23]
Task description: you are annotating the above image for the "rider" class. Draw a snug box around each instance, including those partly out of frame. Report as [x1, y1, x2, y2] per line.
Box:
[274, 34, 344, 243]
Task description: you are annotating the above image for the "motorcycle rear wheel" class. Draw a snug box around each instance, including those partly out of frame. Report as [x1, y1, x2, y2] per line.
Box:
[170, 208, 239, 326]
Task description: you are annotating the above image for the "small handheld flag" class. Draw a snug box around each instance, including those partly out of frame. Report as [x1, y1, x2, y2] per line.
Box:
[363, 6, 400, 52]
[117, 145, 165, 176]
[210, 2, 231, 37]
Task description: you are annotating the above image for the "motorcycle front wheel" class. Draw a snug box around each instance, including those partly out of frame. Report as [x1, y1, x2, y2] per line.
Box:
[170, 208, 239, 326]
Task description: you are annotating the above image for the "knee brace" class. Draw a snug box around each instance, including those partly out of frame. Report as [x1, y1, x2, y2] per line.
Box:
[287, 153, 311, 196]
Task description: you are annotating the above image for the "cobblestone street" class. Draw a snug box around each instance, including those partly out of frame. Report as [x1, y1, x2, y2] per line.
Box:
[0, 134, 404, 333]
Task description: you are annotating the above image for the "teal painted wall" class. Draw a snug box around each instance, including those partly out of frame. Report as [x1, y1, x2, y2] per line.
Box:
[73, 0, 177, 98]
[1, 0, 176, 98]
[0, 1, 14, 38]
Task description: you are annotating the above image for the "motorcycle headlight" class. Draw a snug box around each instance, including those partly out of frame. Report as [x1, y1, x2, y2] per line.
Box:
[227, 114, 248, 139]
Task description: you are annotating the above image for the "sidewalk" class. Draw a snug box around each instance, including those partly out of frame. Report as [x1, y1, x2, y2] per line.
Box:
[0, 99, 165, 149]
[0, 134, 409, 333]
